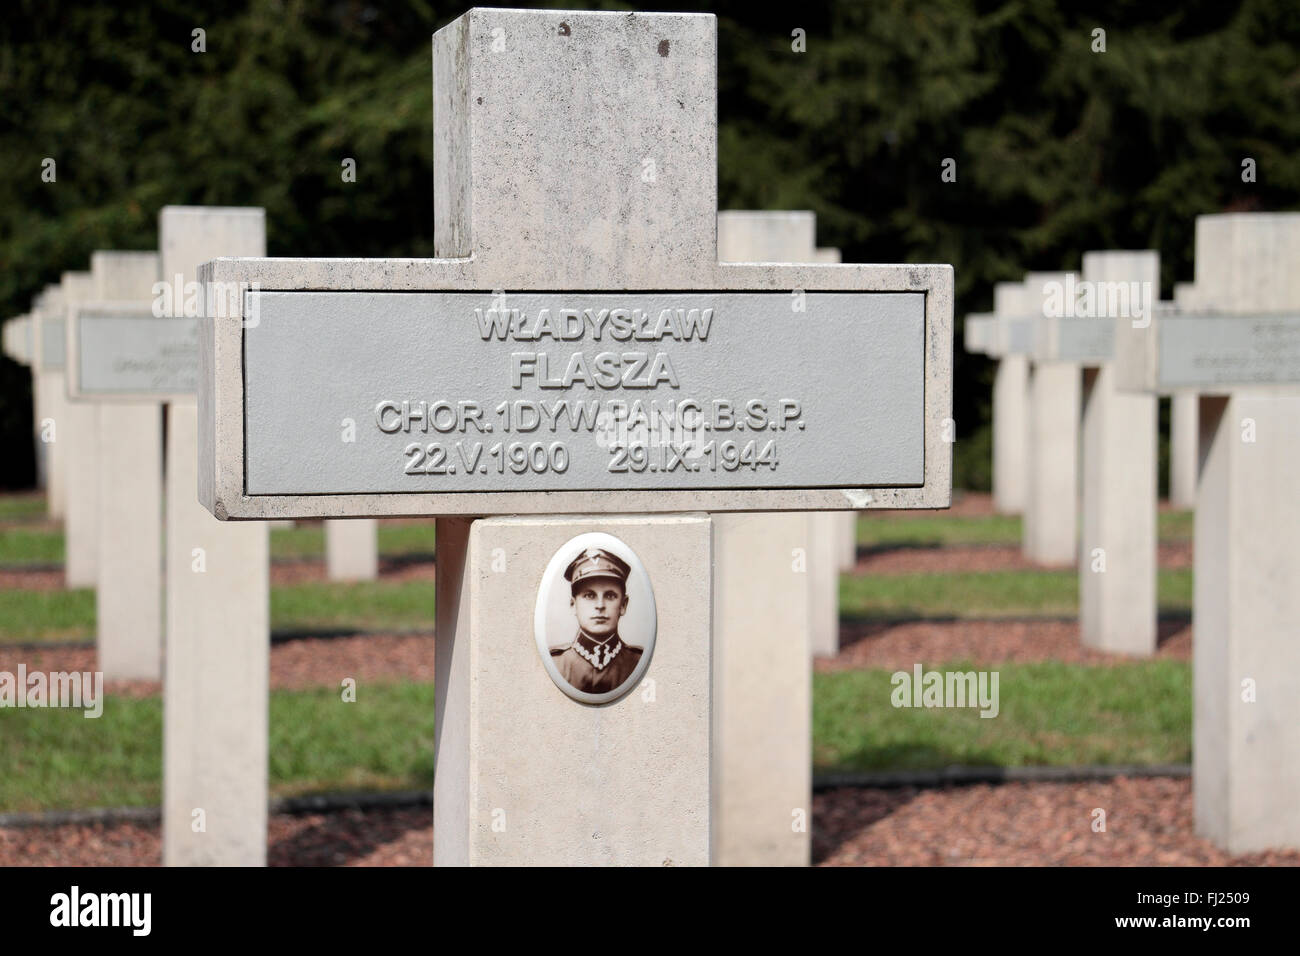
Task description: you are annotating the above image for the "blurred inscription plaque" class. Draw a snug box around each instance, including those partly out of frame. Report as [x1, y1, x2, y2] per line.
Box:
[68, 307, 199, 401]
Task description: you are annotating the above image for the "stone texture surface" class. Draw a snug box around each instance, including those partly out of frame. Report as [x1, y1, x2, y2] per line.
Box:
[1078, 252, 1158, 655]
[434, 514, 712, 866]
[95, 403, 162, 678]
[837, 508, 857, 571]
[33, 287, 68, 518]
[60, 272, 99, 587]
[808, 511, 842, 658]
[1022, 406, 1078, 562]
[325, 519, 378, 581]
[435, 9, 718, 288]
[1021, 274, 1080, 566]
[990, 282, 1031, 515]
[717, 210, 817, 262]
[1189, 213, 1300, 853]
[712, 511, 810, 865]
[991, 354, 1029, 515]
[1170, 391, 1198, 508]
[89, 250, 164, 680]
[712, 210, 832, 865]
[160, 206, 270, 867]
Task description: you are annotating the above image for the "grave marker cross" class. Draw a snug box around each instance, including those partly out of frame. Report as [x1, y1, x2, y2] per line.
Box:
[195, 7, 954, 865]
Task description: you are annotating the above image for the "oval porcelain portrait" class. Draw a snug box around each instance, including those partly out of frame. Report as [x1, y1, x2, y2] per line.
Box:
[534, 532, 657, 705]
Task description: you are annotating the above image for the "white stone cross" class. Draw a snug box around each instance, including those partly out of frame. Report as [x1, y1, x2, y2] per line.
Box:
[158, 206, 271, 867]
[977, 274, 1081, 565]
[195, 8, 954, 865]
[996, 256, 1162, 653]
[62, 251, 167, 680]
[713, 208, 840, 865]
[30, 286, 67, 515]
[1072, 252, 1158, 656]
[964, 282, 1033, 515]
[1116, 212, 1300, 853]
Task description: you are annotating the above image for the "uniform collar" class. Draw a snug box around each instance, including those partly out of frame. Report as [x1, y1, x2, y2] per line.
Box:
[576, 628, 619, 651]
[573, 629, 623, 669]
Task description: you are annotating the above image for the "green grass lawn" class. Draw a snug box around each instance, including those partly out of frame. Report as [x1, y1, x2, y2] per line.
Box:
[857, 509, 1194, 548]
[859, 512, 1023, 547]
[0, 588, 96, 641]
[270, 580, 433, 633]
[814, 660, 1191, 771]
[0, 496, 47, 522]
[0, 662, 1190, 812]
[0, 579, 434, 644]
[0, 527, 63, 565]
[270, 522, 436, 561]
[840, 568, 1192, 619]
[269, 525, 326, 560]
[1157, 510, 1194, 541]
[0, 681, 437, 812]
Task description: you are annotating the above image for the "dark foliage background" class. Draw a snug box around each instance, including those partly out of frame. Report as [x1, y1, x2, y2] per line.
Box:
[2, 0, 1297, 489]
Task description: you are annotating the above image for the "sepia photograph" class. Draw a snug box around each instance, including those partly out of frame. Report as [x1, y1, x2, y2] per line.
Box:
[534, 532, 657, 705]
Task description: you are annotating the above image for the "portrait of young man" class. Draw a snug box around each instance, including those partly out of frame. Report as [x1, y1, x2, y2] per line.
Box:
[550, 547, 645, 695]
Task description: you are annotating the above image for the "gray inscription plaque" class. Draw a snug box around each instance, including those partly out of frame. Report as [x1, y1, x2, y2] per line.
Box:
[1005, 317, 1034, 355]
[243, 291, 925, 495]
[1049, 317, 1114, 363]
[1158, 315, 1300, 388]
[72, 311, 200, 399]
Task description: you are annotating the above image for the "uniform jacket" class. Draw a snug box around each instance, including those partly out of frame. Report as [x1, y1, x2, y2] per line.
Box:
[551, 630, 643, 695]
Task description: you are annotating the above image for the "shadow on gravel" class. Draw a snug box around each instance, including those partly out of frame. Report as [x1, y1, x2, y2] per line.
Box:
[811, 786, 921, 864]
[1155, 616, 1191, 649]
[836, 613, 1059, 655]
[380, 553, 436, 571]
[268, 806, 431, 867]
[855, 543, 946, 560]
[836, 612, 1193, 657]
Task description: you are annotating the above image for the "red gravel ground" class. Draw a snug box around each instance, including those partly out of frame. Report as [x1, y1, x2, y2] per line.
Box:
[268, 632, 435, 690]
[0, 810, 435, 867]
[2, 778, 1295, 866]
[824, 617, 1192, 672]
[812, 778, 1300, 866]
[0, 568, 62, 590]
